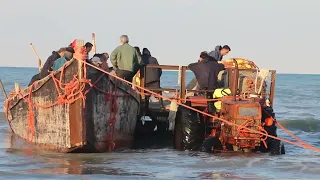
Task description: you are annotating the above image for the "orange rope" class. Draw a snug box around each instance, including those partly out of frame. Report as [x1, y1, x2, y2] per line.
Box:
[4, 59, 121, 145]
[107, 78, 118, 151]
[262, 108, 314, 148]
[83, 61, 320, 153]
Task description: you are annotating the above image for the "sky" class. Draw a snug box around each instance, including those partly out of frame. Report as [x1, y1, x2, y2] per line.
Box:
[0, 0, 319, 74]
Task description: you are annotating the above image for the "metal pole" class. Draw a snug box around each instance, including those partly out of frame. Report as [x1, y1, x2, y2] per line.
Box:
[232, 59, 239, 101]
[29, 43, 42, 72]
[0, 79, 8, 99]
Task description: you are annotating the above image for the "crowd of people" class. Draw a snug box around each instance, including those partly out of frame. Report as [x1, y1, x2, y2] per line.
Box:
[28, 35, 231, 104]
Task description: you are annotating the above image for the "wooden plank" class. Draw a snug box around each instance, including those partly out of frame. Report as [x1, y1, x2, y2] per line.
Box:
[146, 64, 187, 70]
[269, 70, 276, 107]
[69, 60, 85, 148]
[180, 66, 187, 103]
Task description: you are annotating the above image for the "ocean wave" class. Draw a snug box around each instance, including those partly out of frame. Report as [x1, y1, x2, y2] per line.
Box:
[277, 119, 320, 132]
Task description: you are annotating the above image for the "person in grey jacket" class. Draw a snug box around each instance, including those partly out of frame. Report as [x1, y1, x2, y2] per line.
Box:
[208, 45, 231, 61]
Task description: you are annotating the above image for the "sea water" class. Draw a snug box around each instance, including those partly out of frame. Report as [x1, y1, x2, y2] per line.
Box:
[0, 67, 319, 180]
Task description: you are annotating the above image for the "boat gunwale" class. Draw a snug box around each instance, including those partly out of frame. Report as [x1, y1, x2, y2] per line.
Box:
[6, 59, 140, 111]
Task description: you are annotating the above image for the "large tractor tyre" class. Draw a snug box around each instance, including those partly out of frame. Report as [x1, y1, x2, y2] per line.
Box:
[200, 136, 223, 153]
[269, 139, 285, 155]
[173, 106, 204, 151]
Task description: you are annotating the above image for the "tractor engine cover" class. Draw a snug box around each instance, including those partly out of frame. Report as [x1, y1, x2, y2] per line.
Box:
[221, 100, 262, 150]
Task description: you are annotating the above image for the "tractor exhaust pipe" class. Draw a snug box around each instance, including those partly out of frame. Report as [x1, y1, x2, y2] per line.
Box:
[232, 59, 239, 101]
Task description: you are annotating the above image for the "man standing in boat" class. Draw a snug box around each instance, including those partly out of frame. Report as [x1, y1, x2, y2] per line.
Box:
[110, 35, 141, 81]
[188, 52, 225, 113]
[208, 45, 231, 61]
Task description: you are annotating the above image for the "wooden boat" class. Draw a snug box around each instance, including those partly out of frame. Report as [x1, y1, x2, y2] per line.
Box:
[3, 45, 140, 153]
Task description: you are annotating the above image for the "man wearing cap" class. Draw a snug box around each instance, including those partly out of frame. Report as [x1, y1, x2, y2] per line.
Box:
[110, 35, 141, 82]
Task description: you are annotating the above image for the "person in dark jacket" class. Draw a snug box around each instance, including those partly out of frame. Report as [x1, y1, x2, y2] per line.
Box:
[51, 48, 74, 71]
[28, 47, 74, 86]
[188, 52, 225, 113]
[188, 52, 225, 91]
[208, 45, 231, 61]
[39, 50, 62, 79]
[141, 48, 162, 89]
[141, 48, 164, 108]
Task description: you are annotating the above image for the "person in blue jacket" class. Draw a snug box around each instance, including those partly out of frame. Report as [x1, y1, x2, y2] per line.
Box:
[51, 47, 75, 71]
[208, 45, 231, 61]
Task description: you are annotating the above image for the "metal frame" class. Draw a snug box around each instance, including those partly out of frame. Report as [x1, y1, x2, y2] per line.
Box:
[139, 64, 276, 107]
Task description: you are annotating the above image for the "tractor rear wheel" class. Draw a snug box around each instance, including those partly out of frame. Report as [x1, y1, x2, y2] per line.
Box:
[173, 106, 204, 151]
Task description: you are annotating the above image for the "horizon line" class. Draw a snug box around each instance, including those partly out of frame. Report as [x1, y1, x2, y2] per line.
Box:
[0, 66, 319, 75]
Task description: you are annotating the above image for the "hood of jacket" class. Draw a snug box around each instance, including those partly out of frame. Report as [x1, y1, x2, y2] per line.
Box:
[208, 45, 222, 61]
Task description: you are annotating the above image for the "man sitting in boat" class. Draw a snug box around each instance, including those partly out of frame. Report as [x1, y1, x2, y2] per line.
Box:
[141, 48, 162, 91]
[90, 53, 110, 71]
[208, 45, 231, 61]
[141, 48, 164, 107]
[84, 42, 93, 56]
[28, 47, 72, 86]
[51, 47, 75, 71]
[110, 35, 141, 82]
[188, 52, 225, 113]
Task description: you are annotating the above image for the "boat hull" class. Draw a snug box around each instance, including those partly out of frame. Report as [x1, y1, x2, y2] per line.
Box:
[4, 59, 140, 153]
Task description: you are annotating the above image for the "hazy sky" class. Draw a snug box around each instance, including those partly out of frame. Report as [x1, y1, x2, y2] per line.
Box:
[0, 0, 319, 74]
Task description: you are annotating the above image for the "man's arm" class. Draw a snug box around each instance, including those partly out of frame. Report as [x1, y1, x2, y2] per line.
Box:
[218, 63, 225, 71]
[188, 62, 200, 73]
[110, 47, 118, 68]
[39, 55, 56, 78]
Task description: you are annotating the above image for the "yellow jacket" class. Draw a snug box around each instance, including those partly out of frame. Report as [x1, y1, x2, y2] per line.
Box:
[213, 88, 231, 110]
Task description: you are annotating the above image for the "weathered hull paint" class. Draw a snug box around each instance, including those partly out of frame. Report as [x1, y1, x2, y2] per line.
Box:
[4, 59, 140, 153]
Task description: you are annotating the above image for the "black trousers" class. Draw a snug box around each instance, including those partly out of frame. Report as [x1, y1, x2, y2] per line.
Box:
[199, 87, 216, 114]
[115, 69, 135, 82]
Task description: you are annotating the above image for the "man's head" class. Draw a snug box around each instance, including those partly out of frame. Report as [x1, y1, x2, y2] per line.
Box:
[57, 47, 67, 57]
[64, 47, 75, 59]
[102, 53, 109, 61]
[142, 48, 151, 56]
[220, 45, 231, 56]
[120, 35, 129, 45]
[84, 42, 93, 53]
[199, 51, 208, 62]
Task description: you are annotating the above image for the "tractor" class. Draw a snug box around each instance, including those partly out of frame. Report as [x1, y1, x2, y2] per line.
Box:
[173, 59, 285, 155]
